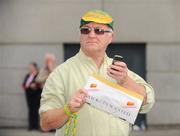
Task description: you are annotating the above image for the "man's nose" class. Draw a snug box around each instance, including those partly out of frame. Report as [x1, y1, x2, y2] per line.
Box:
[88, 30, 96, 38]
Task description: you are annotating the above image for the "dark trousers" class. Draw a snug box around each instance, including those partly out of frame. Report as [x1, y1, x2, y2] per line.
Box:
[135, 114, 147, 129]
[25, 89, 42, 130]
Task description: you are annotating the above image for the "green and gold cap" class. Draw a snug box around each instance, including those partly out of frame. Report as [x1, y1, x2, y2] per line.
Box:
[80, 9, 114, 30]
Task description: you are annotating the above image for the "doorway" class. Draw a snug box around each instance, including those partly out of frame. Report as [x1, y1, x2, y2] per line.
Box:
[63, 43, 146, 79]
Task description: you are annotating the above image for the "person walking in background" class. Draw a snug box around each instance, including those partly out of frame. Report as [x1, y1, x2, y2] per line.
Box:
[22, 62, 41, 130]
[36, 53, 56, 89]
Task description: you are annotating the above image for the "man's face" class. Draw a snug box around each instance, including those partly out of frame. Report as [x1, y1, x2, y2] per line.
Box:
[45, 57, 54, 66]
[80, 22, 114, 54]
[28, 64, 36, 73]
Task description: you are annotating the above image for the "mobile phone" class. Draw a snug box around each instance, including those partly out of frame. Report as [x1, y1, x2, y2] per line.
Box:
[112, 55, 123, 65]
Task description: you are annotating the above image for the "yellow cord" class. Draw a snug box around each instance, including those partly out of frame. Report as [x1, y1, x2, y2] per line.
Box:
[64, 104, 78, 136]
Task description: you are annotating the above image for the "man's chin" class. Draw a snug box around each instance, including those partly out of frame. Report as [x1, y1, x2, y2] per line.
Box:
[85, 47, 99, 52]
[81, 44, 101, 53]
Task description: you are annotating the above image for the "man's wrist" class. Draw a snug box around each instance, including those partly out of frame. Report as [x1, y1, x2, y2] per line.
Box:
[63, 103, 73, 117]
[117, 77, 129, 87]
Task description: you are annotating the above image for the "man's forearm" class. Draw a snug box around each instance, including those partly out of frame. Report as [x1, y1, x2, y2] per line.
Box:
[121, 76, 147, 105]
[40, 108, 68, 131]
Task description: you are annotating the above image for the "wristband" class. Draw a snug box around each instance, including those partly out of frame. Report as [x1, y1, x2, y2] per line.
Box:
[63, 103, 78, 136]
[64, 103, 72, 117]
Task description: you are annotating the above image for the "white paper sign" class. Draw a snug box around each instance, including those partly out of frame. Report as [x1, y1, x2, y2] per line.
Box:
[84, 74, 144, 124]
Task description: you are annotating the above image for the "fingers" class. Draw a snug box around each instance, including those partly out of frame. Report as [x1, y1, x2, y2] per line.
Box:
[113, 61, 127, 68]
[69, 89, 88, 113]
[108, 62, 127, 75]
[108, 67, 127, 76]
[79, 88, 88, 98]
[110, 62, 127, 70]
[107, 61, 128, 85]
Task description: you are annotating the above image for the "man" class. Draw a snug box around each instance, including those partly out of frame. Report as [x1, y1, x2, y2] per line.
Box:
[39, 9, 155, 136]
[36, 53, 56, 89]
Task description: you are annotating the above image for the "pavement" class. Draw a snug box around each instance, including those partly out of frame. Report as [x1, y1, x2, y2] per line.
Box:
[0, 127, 180, 136]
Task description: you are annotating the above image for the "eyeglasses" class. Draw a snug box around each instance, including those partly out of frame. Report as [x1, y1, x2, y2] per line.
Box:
[80, 27, 112, 35]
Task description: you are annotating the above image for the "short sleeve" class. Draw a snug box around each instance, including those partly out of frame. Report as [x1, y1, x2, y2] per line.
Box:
[39, 67, 66, 114]
[128, 70, 155, 113]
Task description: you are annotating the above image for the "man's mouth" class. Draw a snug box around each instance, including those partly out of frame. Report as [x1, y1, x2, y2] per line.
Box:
[86, 41, 98, 44]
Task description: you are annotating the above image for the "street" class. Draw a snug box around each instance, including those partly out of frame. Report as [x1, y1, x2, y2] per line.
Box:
[0, 127, 179, 136]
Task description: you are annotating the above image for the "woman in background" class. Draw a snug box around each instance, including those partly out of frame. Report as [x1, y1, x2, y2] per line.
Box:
[22, 62, 41, 130]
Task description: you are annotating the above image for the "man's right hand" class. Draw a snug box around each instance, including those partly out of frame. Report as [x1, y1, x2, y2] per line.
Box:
[68, 89, 88, 113]
[40, 88, 88, 131]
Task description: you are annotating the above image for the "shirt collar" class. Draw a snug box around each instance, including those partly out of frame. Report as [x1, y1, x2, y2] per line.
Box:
[77, 49, 108, 64]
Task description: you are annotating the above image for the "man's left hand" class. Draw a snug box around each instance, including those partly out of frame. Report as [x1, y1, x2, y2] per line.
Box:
[107, 61, 128, 85]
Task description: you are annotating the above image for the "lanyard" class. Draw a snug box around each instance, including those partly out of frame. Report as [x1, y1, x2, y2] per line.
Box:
[64, 104, 78, 136]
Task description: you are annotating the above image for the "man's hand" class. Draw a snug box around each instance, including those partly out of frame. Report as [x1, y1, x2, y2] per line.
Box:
[69, 89, 88, 113]
[107, 61, 128, 85]
[30, 83, 37, 89]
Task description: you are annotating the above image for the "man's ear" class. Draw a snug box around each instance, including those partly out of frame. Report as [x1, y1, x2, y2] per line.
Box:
[108, 32, 114, 44]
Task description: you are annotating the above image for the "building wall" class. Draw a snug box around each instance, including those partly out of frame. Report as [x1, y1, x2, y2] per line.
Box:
[0, 0, 180, 127]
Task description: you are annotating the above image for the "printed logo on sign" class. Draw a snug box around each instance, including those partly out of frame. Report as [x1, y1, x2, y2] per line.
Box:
[90, 83, 97, 88]
[127, 101, 135, 106]
[86, 83, 99, 91]
[122, 100, 137, 108]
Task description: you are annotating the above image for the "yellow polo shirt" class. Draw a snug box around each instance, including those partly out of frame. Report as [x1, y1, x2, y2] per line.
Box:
[39, 50, 155, 136]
